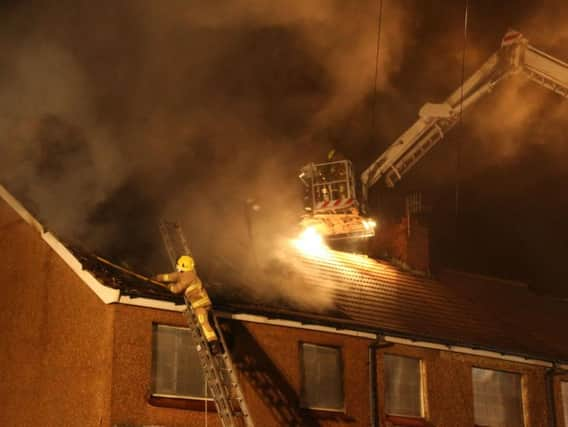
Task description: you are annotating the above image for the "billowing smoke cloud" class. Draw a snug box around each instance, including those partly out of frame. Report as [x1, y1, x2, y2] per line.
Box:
[0, 42, 124, 242]
[465, 56, 568, 169]
[386, 1, 568, 295]
[0, 0, 414, 308]
[431, 3, 568, 175]
[2, 0, 568, 300]
[376, 2, 568, 197]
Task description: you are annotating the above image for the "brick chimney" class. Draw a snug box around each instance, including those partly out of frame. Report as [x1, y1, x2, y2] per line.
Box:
[371, 192, 431, 274]
[391, 215, 430, 273]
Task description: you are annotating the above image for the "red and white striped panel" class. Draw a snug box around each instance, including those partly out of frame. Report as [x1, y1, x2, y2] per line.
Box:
[315, 198, 354, 210]
[501, 29, 523, 47]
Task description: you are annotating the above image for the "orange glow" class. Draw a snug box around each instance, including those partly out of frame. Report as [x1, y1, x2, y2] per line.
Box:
[292, 227, 329, 257]
[363, 218, 377, 231]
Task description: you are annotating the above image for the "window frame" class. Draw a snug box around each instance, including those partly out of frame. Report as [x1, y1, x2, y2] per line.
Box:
[471, 366, 525, 427]
[299, 342, 345, 412]
[382, 353, 426, 420]
[150, 323, 214, 403]
[561, 381, 568, 427]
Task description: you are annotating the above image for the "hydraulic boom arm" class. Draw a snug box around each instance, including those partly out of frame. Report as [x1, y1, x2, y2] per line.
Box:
[360, 30, 568, 210]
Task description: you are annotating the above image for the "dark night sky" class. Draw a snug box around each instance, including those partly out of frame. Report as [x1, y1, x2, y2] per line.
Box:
[1, 0, 568, 297]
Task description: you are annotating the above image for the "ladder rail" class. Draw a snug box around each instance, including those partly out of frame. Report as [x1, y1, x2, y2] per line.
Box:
[213, 315, 254, 426]
[159, 219, 191, 268]
[159, 219, 254, 427]
[184, 302, 254, 427]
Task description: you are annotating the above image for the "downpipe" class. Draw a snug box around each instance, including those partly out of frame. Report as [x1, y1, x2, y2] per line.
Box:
[369, 336, 393, 427]
[545, 367, 557, 427]
[545, 365, 568, 427]
[369, 343, 378, 427]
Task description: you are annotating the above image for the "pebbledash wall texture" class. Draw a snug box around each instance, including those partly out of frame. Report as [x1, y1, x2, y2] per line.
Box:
[1, 187, 568, 427]
[0, 190, 115, 425]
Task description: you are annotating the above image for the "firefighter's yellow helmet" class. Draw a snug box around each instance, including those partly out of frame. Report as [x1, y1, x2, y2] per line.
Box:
[176, 255, 195, 272]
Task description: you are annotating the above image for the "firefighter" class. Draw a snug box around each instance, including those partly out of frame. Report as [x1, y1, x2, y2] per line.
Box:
[327, 148, 346, 162]
[327, 148, 348, 199]
[154, 255, 218, 346]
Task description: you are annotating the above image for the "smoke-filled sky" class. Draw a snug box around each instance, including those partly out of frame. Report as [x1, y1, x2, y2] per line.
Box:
[2, 0, 568, 299]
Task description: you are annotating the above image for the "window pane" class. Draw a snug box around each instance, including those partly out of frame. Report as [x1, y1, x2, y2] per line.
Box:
[152, 324, 208, 399]
[384, 354, 423, 417]
[562, 382, 568, 427]
[301, 343, 344, 410]
[472, 367, 524, 427]
[151, 325, 177, 395]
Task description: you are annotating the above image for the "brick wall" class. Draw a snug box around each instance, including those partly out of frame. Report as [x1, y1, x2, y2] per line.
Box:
[373, 215, 430, 273]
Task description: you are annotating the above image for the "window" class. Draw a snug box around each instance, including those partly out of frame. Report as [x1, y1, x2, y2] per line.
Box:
[383, 354, 423, 417]
[562, 381, 568, 427]
[300, 343, 344, 410]
[472, 367, 524, 427]
[151, 324, 209, 399]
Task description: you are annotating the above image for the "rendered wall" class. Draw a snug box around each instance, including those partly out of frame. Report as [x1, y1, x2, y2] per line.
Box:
[110, 303, 222, 426]
[233, 320, 373, 427]
[110, 305, 562, 427]
[109, 304, 373, 427]
[375, 343, 551, 427]
[0, 197, 115, 426]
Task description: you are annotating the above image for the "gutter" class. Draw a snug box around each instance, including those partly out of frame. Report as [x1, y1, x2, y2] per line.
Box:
[545, 368, 557, 427]
[382, 335, 556, 368]
[118, 295, 185, 312]
[217, 311, 568, 370]
[219, 312, 377, 339]
[546, 366, 568, 427]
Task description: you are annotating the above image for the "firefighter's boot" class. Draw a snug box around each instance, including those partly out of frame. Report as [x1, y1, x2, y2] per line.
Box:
[195, 307, 218, 343]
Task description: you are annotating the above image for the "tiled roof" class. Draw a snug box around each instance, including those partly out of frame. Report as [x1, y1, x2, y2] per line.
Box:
[76, 247, 568, 363]
[291, 250, 568, 362]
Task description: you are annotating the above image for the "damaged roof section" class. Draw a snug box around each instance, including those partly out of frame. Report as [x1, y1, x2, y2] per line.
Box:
[75, 245, 568, 364]
[73, 248, 182, 304]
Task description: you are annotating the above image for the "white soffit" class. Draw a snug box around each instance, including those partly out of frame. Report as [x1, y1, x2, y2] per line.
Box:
[118, 295, 185, 312]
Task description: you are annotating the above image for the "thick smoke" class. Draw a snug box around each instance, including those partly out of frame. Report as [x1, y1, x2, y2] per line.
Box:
[389, 1, 568, 294]
[0, 42, 124, 242]
[410, 2, 568, 180]
[4, 0, 566, 301]
[0, 0, 414, 308]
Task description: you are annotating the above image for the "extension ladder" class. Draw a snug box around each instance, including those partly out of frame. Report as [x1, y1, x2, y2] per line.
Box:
[159, 220, 254, 427]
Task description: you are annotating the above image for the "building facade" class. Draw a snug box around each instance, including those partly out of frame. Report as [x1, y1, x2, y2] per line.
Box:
[1, 185, 568, 427]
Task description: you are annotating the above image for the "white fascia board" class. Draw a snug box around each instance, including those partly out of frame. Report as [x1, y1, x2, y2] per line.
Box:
[118, 295, 185, 312]
[0, 185, 120, 304]
[215, 312, 563, 369]
[114, 299, 567, 368]
[216, 312, 378, 340]
[0, 185, 44, 233]
[384, 336, 554, 368]
[41, 232, 120, 304]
